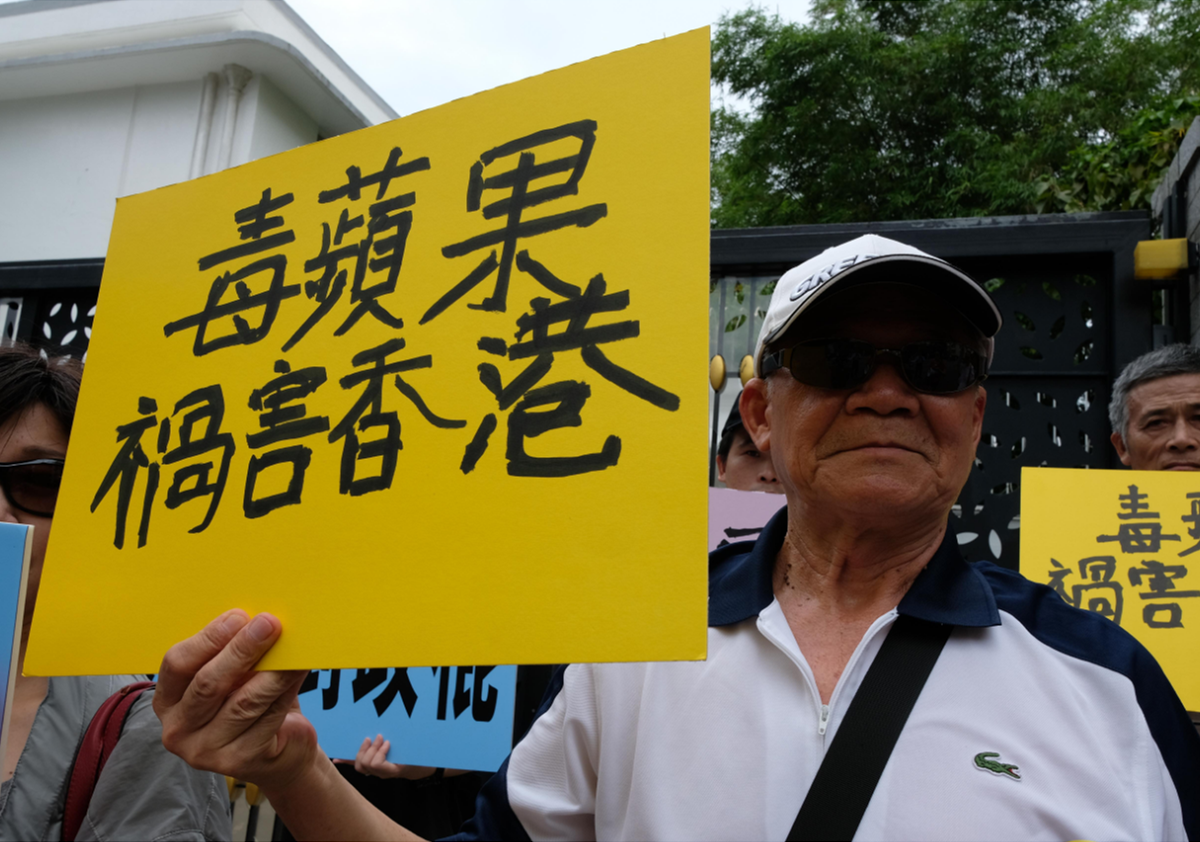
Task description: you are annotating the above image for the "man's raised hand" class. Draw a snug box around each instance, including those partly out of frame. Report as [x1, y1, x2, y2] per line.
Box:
[153, 609, 320, 794]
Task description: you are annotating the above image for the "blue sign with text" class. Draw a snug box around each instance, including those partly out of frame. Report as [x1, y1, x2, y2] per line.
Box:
[0, 523, 31, 759]
[299, 664, 517, 771]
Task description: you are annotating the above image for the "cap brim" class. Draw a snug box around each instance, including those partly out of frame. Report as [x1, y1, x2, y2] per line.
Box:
[756, 255, 1002, 374]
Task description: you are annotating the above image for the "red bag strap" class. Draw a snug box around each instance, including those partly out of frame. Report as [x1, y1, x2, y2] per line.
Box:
[62, 681, 156, 842]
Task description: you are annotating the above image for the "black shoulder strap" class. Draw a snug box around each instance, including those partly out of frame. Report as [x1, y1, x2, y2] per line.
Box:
[787, 615, 952, 842]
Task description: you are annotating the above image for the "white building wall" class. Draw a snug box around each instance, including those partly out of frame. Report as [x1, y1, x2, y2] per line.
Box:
[1, 86, 138, 260]
[0, 0, 389, 265]
[0, 80, 202, 260]
[245, 74, 318, 164]
[0, 68, 320, 262]
[119, 81, 205, 196]
[0, 0, 395, 128]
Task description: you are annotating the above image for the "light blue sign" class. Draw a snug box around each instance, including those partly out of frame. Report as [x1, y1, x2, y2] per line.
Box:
[0, 523, 31, 742]
[299, 664, 517, 772]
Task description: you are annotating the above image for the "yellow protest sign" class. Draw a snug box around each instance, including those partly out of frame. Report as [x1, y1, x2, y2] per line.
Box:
[27, 30, 710, 675]
[1021, 466, 1200, 709]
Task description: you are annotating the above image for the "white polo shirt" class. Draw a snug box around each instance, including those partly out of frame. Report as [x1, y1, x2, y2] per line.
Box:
[450, 510, 1200, 841]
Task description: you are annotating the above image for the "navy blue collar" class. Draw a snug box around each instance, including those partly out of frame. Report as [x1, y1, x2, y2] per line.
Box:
[708, 507, 1001, 628]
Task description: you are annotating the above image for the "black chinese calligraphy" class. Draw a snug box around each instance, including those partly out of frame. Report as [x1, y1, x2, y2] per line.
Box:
[352, 668, 419, 718]
[90, 397, 160, 549]
[300, 667, 343, 711]
[462, 275, 680, 477]
[329, 339, 464, 496]
[164, 189, 300, 356]
[96, 337, 470, 541]
[433, 665, 498, 722]
[1128, 560, 1200, 628]
[1179, 492, 1200, 556]
[505, 381, 620, 477]
[422, 121, 606, 323]
[244, 360, 330, 518]
[1097, 485, 1181, 553]
[93, 388, 236, 548]
[161, 386, 235, 534]
[507, 276, 681, 412]
[284, 148, 432, 351]
[1048, 556, 1124, 625]
[418, 121, 681, 477]
[1051, 483, 1200, 629]
[299, 666, 498, 722]
[134, 123, 677, 548]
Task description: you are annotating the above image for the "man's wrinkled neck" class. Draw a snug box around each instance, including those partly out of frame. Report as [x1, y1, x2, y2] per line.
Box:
[773, 497, 948, 613]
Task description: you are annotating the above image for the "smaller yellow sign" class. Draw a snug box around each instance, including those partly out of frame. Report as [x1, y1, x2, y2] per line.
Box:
[1021, 466, 1200, 709]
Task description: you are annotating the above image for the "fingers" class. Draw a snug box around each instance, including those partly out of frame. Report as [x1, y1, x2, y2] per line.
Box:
[172, 614, 282, 731]
[155, 616, 327, 793]
[161, 668, 312, 779]
[229, 670, 312, 762]
[356, 735, 404, 778]
[373, 739, 392, 774]
[155, 610, 249, 710]
[355, 734, 387, 776]
[350, 735, 437, 781]
[353, 736, 374, 775]
[201, 667, 308, 751]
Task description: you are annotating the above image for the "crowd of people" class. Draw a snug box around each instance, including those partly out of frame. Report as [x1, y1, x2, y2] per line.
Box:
[1, 234, 1199, 840]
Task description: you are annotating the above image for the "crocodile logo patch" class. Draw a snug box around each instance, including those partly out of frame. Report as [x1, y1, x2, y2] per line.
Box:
[974, 751, 1020, 780]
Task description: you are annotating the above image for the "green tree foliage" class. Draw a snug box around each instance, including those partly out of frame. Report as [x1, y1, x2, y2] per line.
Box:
[711, 0, 1200, 228]
[1033, 94, 1200, 213]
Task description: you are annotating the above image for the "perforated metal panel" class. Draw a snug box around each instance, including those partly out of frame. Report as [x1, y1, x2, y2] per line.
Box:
[948, 252, 1114, 569]
[0, 259, 103, 360]
[31, 293, 97, 359]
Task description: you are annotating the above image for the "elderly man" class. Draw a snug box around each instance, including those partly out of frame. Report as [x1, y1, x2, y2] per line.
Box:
[1111, 343, 1200, 471]
[153, 235, 1200, 841]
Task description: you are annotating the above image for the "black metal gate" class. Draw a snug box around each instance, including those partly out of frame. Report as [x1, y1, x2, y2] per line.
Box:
[711, 212, 1153, 571]
[0, 260, 102, 360]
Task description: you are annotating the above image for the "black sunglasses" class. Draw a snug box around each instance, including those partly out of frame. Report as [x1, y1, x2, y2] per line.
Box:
[761, 339, 988, 395]
[0, 459, 64, 518]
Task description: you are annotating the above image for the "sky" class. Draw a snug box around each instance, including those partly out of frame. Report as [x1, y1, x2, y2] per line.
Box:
[283, 0, 812, 117]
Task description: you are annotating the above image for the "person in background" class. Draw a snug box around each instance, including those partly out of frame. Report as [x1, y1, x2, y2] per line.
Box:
[1109, 343, 1200, 471]
[1108, 343, 1200, 729]
[715, 397, 781, 492]
[0, 342, 231, 841]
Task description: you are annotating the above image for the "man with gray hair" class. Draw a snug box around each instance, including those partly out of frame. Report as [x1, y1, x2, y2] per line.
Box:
[1110, 343, 1200, 471]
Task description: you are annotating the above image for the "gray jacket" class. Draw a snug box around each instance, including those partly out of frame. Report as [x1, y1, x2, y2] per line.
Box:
[0, 674, 231, 841]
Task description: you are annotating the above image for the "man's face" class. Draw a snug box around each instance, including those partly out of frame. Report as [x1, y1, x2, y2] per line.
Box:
[717, 429, 782, 493]
[1112, 373, 1200, 471]
[743, 284, 986, 523]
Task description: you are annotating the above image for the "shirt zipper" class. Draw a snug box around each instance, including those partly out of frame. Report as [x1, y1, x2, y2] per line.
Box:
[756, 602, 900, 743]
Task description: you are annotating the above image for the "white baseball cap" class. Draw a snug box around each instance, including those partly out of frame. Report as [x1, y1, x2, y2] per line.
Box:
[753, 234, 1003, 376]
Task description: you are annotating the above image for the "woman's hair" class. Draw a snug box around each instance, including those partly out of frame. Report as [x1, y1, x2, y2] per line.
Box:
[0, 342, 83, 435]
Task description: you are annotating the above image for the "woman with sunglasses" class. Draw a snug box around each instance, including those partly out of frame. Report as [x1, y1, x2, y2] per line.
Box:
[0, 342, 231, 840]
